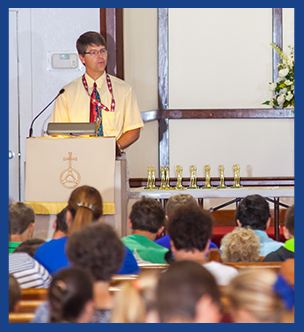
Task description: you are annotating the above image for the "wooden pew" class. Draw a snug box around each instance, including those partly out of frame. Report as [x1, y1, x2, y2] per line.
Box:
[139, 264, 169, 272]
[21, 288, 48, 301]
[9, 313, 34, 323]
[224, 261, 282, 273]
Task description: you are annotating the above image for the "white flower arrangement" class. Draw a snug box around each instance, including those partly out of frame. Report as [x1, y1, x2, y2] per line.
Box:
[263, 43, 294, 111]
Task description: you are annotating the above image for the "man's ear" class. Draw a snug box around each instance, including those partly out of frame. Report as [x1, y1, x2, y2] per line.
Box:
[128, 218, 133, 229]
[283, 225, 291, 240]
[236, 219, 242, 227]
[266, 217, 271, 230]
[79, 53, 85, 66]
[65, 210, 73, 228]
[52, 219, 57, 230]
[157, 226, 164, 237]
[28, 222, 35, 238]
[194, 294, 222, 323]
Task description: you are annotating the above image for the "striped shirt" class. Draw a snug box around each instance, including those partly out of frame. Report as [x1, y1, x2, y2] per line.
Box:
[9, 253, 51, 289]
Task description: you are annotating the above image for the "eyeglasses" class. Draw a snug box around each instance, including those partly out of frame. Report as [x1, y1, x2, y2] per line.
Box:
[84, 49, 107, 57]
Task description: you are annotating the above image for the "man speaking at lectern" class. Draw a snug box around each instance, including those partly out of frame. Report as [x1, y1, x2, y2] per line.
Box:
[50, 31, 144, 150]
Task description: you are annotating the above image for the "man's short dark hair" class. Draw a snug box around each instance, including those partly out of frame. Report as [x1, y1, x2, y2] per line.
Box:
[66, 223, 124, 282]
[56, 207, 68, 234]
[9, 273, 21, 313]
[157, 260, 221, 322]
[235, 195, 271, 230]
[9, 202, 35, 235]
[168, 204, 213, 251]
[129, 198, 165, 233]
[76, 31, 107, 56]
[13, 238, 46, 257]
[285, 204, 294, 236]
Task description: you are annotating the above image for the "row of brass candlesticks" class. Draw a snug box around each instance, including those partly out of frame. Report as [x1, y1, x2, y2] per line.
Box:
[144, 164, 243, 190]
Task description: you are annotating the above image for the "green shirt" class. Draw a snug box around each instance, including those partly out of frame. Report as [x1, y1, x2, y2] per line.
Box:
[284, 238, 294, 253]
[9, 241, 22, 254]
[122, 234, 168, 264]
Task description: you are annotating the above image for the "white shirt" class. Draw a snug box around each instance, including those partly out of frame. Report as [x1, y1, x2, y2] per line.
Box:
[204, 261, 238, 286]
[50, 72, 144, 140]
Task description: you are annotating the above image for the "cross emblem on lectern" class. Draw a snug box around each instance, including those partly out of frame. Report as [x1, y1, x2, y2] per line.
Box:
[60, 152, 81, 189]
[63, 152, 77, 168]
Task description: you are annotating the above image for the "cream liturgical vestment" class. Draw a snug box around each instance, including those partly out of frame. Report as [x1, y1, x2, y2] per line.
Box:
[50, 72, 144, 139]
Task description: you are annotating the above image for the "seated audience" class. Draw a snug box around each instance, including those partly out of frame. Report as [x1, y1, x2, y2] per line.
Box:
[32, 222, 125, 323]
[155, 194, 218, 250]
[234, 194, 284, 256]
[9, 273, 21, 313]
[220, 227, 260, 263]
[263, 204, 294, 262]
[9, 252, 51, 288]
[122, 197, 168, 264]
[34, 185, 139, 275]
[14, 238, 46, 257]
[226, 269, 294, 323]
[111, 271, 160, 323]
[51, 207, 68, 239]
[156, 260, 222, 323]
[9, 202, 35, 253]
[48, 267, 94, 323]
[168, 204, 238, 286]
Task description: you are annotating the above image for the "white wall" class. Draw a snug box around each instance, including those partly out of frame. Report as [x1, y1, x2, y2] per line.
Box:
[123, 8, 159, 177]
[167, 8, 294, 182]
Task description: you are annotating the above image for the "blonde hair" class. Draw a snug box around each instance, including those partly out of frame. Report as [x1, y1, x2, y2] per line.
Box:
[67, 185, 103, 235]
[221, 227, 260, 263]
[226, 269, 286, 323]
[111, 271, 160, 323]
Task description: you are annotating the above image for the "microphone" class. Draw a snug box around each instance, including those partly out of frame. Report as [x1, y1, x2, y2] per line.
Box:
[28, 88, 65, 138]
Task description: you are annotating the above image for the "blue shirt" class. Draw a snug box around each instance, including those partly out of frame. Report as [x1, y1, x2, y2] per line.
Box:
[253, 229, 284, 257]
[34, 236, 140, 275]
[155, 234, 218, 250]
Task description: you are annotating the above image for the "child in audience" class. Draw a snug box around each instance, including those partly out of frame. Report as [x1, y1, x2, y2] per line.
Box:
[9, 273, 21, 313]
[156, 260, 222, 323]
[226, 269, 294, 323]
[233, 194, 284, 257]
[111, 271, 160, 323]
[48, 267, 94, 323]
[32, 223, 125, 323]
[220, 227, 260, 263]
[155, 194, 218, 251]
[34, 185, 139, 275]
[263, 204, 294, 262]
[13, 238, 46, 257]
[167, 204, 238, 286]
[122, 197, 168, 264]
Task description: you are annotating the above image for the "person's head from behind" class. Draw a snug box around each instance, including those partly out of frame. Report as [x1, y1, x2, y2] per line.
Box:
[66, 185, 103, 235]
[66, 222, 124, 282]
[168, 204, 213, 261]
[220, 227, 260, 263]
[9, 273, 21, 313]
[284, 204, 294, 240]
[13, 238, 46, 257]
[9, 202, 35, 241]
[226, 269, 290, 323]
[157, 260, 222, 323]
[165, 194, 198, 227]
[235, 194, 271, 230]
[52, 207, 68, 239]
[111, 271, 160, 323]
[129, 197, 165, 236]
[49, 267, 94, 323]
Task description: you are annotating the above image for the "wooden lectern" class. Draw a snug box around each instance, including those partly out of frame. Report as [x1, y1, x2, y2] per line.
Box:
[24, 136, 128, 238]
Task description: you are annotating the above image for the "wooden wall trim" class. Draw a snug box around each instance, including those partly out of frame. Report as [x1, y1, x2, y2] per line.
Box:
[272, 8, 283, 82]
[158, 8, 169, 167]
[130, 176, 294, 188]
[100, 8, 124, 80]
[141, 108, 294, 122]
